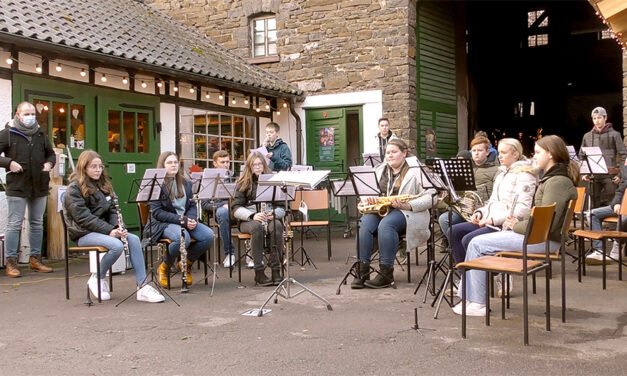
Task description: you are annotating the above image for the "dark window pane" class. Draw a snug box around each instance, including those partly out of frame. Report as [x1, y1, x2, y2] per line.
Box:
[52, 102, 68, 148]
[208, 114, 219, 135]
[33, 100, 50, 137]
[123, 112, 135, 153]
[221, 115, 232, 137]
[108, 110, 121, 153]
[233, 117, 244, 137]
[137, 113, 148, 153]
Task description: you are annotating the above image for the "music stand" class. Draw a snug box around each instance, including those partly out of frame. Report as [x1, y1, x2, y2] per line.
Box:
[579, 146, 608, 210]
[116, 168, 180, 307]
[362, 153, 382, 167]
[196, 168, 233, 296]
[255, 171, 332, 316]
[424, 158, 475, 318]
[335, 166, 389, 294]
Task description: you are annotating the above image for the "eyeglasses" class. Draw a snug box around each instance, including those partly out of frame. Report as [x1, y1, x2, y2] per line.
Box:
[252, 163, 264, 168]
[88, 164, 105, 170]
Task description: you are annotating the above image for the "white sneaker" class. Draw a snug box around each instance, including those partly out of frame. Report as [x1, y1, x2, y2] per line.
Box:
[610, 242, 620, 260]
[246, 255, 254, 269]
[452, 301, 467, 315]
[494, 274, 513, 298]
[87, 274, 110, 301]
[223, 254, 235, 268]
[453, 301, 486, 316]
[136, 284, 165, 303]
[101, 279, 110, 293]
[586, 249, 611, 265]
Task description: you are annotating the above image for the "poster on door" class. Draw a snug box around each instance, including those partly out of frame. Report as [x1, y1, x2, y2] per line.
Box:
[319, 127, 335, 162]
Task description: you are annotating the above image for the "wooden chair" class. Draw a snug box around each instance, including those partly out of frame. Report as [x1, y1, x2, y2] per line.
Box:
[573, 193, 627, 289]
[497, 199, 576, 322]
[231, 232, 252, 283]
[566, 187, 586, 264]
[289, 188, 332, 263]
[456, 203, 556, 346]
[60, 211, 112, 304]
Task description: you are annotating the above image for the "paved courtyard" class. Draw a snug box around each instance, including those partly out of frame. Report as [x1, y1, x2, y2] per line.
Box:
[2, 229, 627, 375]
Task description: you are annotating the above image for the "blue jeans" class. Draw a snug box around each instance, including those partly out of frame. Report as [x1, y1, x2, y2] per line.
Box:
[216, 206, 235, 255]
[450, 222, 498, 264]
[457, 231, 559, 304]
[5, 196, 47, 258]
[590, 206, 627, 249]
[77, 232, 147, 285]
[358, 210, 406, 267]
[438, 211, 464, 241]
[162, 223, 214, 263]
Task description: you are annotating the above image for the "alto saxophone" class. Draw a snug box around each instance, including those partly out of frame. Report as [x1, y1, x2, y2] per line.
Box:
[179, 215, 189, 293]
[357, 193, 425, 217]
[111, 194, 129, 266]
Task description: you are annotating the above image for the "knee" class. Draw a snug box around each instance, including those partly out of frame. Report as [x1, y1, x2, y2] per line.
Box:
[249, 222, 264, 234]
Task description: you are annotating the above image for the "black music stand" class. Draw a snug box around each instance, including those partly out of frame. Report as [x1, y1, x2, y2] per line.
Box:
[196, 168, 233, 296]
[255, 171, 332, 316]
[116, 168, 180, 307]
[425, 158, 475, 318]
[335, 165, 388, 294]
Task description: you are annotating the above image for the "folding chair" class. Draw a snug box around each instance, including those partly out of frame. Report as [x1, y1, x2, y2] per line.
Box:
[290, 188, 332, 264]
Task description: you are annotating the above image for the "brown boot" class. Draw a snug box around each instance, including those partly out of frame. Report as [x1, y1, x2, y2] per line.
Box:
[5, 257, 20, 278]
[29, 255, 53, 273]
[158, 262, 170, 288]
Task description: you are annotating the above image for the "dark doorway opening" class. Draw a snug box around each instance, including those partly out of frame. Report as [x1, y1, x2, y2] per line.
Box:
[466, 0, 623, 153]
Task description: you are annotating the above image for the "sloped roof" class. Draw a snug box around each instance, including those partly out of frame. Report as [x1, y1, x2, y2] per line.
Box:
[588, 0, 627, 47]
[0, 0, 300, 96]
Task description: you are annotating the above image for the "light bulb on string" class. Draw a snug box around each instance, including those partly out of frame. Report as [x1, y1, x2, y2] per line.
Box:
[173, 86, 179, 92]
[59, 107, 65, 113]
[43, 105, 49, 111]
[156, 81, 163, 88]
[244, 98, 249, 105]
[256, 107, 261, 113]
[189, 87, 195, 94]
[219, 93, 224, 100]
[141, 81, 147, 88]
[122, 77, 129, 85]
[35, 64, 42, 73]
[205, 92, 210, 99]
[231, 98, 236, 105]
[276, 110, 281, 116]
[283, 102, 288, 108]
[265, 103, 270, 110]
[80, 69, 86, 77]
[5, 57, 13, 65]
[55, 63, 62, 72]
[101, 74, 107, 82]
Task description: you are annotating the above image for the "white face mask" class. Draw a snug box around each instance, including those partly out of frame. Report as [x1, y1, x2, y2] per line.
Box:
[21, 115, 36, 127]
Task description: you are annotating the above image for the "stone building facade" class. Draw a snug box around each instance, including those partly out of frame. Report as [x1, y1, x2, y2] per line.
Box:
[146, 0, 419, 155]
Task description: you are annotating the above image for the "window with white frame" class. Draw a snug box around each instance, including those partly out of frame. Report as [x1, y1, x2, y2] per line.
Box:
[251, 15, 277, 58]
[526, 9, 549, 47]
[180, 107, 256, 176]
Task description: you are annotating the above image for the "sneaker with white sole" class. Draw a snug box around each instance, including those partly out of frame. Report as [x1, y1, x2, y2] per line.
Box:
[87, 274, 110, 301]
[610, 242, 620, 261]
[223, 254, 235, 268]
[586, 249, 611, 265]
[453, 301, 486, 316]
[246, 255, 254, 269]
[136, 284, 165, 303]
[494, 274, 513, 298]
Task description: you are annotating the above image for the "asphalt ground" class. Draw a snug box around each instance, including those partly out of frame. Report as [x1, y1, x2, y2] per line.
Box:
[2, 229, 627, 375]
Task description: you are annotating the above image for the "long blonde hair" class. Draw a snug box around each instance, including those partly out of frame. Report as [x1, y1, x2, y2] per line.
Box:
[237, 152, 271, 193]
[156, 151, 187, 200]
[69, 150, 114, 198]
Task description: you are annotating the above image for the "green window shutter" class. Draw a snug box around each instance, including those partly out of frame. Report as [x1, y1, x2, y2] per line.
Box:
[416, 1, 457, 158]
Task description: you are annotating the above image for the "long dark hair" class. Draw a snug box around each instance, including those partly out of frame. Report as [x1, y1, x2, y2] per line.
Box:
[536, 135, 580, 185]
[156, 151, 187, 200]
[69, 150, 114, 197]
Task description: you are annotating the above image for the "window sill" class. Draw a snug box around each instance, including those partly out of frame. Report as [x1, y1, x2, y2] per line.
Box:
[246, 56, 280, 64]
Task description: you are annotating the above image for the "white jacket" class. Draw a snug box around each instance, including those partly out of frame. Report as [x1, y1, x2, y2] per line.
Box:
[476, 159, 538, 226]
[365, 162, 436, 251]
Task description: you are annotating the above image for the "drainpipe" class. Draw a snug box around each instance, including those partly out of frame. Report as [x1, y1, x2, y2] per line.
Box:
[290, 97, 302, 165]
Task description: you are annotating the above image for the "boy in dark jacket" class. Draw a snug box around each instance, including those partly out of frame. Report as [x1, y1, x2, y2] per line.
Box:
[264, 122, 292, 171]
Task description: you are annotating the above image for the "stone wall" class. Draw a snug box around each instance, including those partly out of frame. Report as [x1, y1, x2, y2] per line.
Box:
[145, 0, 417, 151]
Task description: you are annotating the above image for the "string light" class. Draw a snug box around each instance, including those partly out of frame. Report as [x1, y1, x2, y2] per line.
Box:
[244, 98, 249, 105]
[256, 107, 261, 113]
[43, 105, 48, 111]
[173, 86, 179, 92]
[189, 87, 195, 94]
[35, 64, 42, 73]
[276, 110, 281, 115]
[141, 80, 147, 88]
[5, 57, 13, 65]
[100, 73, 107, 82]
[156, 81, 163, 88]
[283, 102, 288, 108]
[122, 77, 128, 84]
[231, 97, 236, 105]
[204, 92, 210, 99]
[80, 69, 86, 77]
[218, 93, 224, 100]
[55, 63, 62, 72]
[265, 103, 270, 110]
[59, 107, 65, 113]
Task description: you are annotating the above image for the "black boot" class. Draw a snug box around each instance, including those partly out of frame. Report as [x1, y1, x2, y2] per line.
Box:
[254, 269, 273, 286]
[364, 264, 394, 289]
[271, 269, 282, 286]
[350, 262, 370, 289]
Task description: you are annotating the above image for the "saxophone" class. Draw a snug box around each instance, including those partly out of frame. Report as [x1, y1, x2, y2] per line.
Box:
[179, 215, 189, 293]
[357, 193, 425, 217]
[111, 194, 129, 266]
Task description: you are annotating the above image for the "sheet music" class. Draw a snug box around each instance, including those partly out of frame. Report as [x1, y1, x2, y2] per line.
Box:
[136, 168, 166, 202]
[348, 166, 380, 196]
[250, 146, 271, 166]
[197, 168, 228, 199]
[262, 170, 330, 189]
[291, 165, 313, 171]
[566, 145, 579, 161]
[362, 153, 382, 167]
[579, 146, 608, 174]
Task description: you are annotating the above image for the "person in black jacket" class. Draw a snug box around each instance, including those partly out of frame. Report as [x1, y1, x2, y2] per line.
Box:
[63, 150, 164, 302]
[146, 151, 214, 288]
[0, 101, 56, 277]
[232, 152, 284, 286]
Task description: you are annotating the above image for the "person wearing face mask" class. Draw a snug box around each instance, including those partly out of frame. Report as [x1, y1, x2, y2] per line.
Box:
[0, 101, 56, 277]
[146, 151, 214, 289]
[263, 122, 292, 172]
[579, 107, 627, 208]
[351, 139, 436, 289]
[232, 152, 285, 286]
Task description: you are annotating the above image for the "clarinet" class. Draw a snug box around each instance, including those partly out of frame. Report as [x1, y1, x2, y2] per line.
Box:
[179, 215, 189, 293]
[260, 202, 269, 249]
[111, 194, 129, 262]
[502, 185, 531, 232]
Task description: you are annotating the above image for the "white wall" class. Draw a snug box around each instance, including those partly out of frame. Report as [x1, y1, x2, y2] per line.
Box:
[0, 77, 12, 125]
[296, 90, 383, 164]
[160, 102, 176, 153]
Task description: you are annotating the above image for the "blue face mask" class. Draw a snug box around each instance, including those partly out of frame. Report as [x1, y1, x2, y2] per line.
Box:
[21, 115, 36, 127]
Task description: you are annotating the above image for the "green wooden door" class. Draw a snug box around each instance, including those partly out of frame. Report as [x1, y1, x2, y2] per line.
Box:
[416, 1, 458, 158]
[306, 108, 347, 172]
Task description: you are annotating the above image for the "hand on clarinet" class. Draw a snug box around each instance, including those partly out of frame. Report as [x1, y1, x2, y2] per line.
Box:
[253, 212, 267, 223]
[109, 228, 127, 239]
[502, 215, 517, 231]
[186, 218, 197, 230]
[470, 212, 482, 225]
